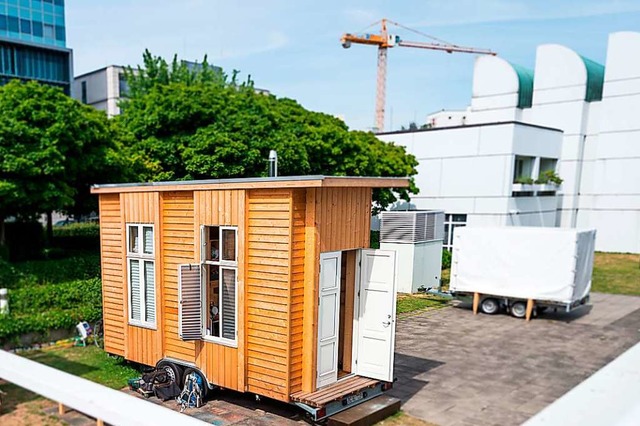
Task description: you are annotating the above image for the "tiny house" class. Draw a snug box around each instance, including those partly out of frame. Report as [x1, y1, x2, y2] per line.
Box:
[91, 175, 408, 420]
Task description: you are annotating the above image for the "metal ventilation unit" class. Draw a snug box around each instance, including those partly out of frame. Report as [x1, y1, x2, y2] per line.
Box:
[380, 210, 445, 293]
[381, 210, 445, 243]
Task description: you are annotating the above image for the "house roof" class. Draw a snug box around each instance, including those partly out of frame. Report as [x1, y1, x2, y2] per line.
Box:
[91, 175, 410, 194]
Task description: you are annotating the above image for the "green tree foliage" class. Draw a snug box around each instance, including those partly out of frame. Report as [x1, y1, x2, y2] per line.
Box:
[118, 51, 419, 211]
[0, 81, 137, 243]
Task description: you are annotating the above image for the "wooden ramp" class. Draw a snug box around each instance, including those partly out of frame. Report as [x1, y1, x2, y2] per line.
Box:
[290, 376, 379, 408]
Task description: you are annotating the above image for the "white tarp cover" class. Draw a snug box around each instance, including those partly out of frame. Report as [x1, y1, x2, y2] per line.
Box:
[450, 227, 596, 304]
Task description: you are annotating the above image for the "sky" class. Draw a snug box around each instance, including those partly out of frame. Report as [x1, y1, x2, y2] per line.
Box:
[66, 0, 640, 132]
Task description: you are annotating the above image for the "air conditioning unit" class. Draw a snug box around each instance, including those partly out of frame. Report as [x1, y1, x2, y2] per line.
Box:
[380, 210, 444, 293]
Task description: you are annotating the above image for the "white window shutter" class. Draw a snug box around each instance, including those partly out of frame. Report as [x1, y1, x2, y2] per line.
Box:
[144, 261, 155, 323]
[179, 264, 202, 341]
[221, 269, 236, 340]
[129, 259, 141, 321]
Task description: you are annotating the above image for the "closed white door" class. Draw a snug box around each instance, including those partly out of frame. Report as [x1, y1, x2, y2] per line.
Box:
[317, 251, 342, 388]
[355, 249, 397, 382]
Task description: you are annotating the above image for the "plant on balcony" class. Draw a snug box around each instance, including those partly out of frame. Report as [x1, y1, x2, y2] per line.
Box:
[514, 176, 534, 185]
[535, 170, 563, 185]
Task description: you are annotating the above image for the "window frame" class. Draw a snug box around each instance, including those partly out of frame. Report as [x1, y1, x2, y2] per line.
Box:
[126, 223, 156, 329]
[201, 225, 238, 347]
[443, 214, 467, 251]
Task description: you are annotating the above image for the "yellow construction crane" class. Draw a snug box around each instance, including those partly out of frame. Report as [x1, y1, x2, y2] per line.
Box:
[341, 19, 496, 132]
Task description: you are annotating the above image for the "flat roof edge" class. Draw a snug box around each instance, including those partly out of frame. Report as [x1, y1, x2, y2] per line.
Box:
[376, 121, 564, 136]
[91, 175, 410, 194]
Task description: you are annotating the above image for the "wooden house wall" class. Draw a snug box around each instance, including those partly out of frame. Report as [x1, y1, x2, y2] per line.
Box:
[99, 194, 126, 356]
[193, 190, 245, 392]
[301, 187, 372, 393]
[288, 189, 306, 394]
[315, 187, 372, 252]
[121, 192, 163, 366]
[160, 191, 196, 362]
[245, 189, 293, 401]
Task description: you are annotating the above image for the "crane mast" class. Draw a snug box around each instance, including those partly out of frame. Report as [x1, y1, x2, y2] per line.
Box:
[341, 19, 496, 132]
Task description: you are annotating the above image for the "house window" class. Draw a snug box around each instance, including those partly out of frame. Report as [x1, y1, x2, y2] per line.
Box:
[202, 225, 237, 345]
[127, 224, 156, 328]
[443, 214, 467, 250]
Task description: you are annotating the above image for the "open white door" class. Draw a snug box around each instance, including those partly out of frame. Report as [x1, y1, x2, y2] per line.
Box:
[354, 249, 397, 382]
[317, 251, 342, 388]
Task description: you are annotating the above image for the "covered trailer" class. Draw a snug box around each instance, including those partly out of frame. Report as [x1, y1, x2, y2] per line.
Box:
[450, 227, 596, 320]
[91, 175, 407, 421]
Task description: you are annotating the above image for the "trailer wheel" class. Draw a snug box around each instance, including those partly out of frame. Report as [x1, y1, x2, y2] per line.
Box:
[511, 302, 527, 318]
[480, 298, 499, 315]
[183, 367, 209, 398]
[156, 360, 183, 387]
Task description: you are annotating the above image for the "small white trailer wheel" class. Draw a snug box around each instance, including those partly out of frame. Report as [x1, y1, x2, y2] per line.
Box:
[480, 298, 499, 315]
[511, 301, 527, 318]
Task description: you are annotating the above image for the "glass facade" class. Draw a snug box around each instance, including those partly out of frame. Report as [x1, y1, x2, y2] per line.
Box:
[0, 0, 66, 48]
[0, 0, 70, 93]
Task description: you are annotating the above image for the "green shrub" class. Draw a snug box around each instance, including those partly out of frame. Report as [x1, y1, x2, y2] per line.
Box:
[8, 278, 102, 314]
[53, 223, 100, 251]
[442, 249, 452, 270]
[0, 305, 103, 342]
[515, 176, 534, 185]
[535, 170, 564, 185]
[53, 223, 100, 238]
[6, 253, 101, 289]
[0, 278, 103, 343]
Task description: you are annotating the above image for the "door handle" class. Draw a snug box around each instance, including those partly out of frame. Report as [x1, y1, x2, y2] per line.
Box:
[382, 321, 391, 327]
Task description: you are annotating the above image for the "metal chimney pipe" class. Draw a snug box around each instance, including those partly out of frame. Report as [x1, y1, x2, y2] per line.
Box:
[268, 150, 278, 177]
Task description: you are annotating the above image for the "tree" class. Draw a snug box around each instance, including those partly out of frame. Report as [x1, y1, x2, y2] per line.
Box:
[118, 51, 419, 210]
[0, 81, 133, 244]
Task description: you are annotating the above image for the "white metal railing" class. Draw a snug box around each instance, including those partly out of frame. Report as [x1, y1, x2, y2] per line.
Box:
[0, 350, 205, 426]
[523, 342, 640, 426]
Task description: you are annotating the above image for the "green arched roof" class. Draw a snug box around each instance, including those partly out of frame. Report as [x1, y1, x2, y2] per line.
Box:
[580, 55, 605, 102]
[510, 62, 534, 109]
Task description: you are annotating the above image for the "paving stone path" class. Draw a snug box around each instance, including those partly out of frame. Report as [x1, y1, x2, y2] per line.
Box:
[389, 292, 640, 426]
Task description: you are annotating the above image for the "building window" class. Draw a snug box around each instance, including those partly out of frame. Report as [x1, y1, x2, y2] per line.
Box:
[127, 224, 156, 328]
[443, 214, 467, 250]
[202, 225, 237, 345]
[539, 158, 557, 176]
[81, 80, 87, 104]
[118, 71, 129, 97]
[513, 155, 535, 183]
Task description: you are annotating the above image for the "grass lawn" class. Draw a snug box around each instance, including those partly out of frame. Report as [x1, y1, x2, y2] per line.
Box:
[396, 294, 449, 316]
[592, 252, 640, 296]
[0, 346, 138, 424]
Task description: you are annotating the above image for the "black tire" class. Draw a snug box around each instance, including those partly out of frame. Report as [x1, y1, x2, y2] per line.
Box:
[511, 301, 527, 318]
[156, 360, 183, 388]
[480, 298, 500, 315]
[183, 367, 209, 398]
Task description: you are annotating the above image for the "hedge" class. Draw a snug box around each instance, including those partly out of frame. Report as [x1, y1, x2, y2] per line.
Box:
[0, 305, 102, 342]
[0, 278, 102, 343]
[0, 253, 101, 289]
[52, 223, 100, 251]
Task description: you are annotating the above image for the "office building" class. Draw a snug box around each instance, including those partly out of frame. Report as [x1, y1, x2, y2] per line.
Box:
[379, 32, 640, 254]
[0, 0, 72, 93]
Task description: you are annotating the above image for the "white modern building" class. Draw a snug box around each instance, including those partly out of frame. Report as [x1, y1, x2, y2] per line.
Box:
[379, 31, 640, 254]
[73, 62, 267, 118]
[73, 65, 127, 117]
